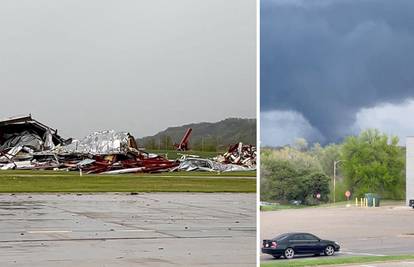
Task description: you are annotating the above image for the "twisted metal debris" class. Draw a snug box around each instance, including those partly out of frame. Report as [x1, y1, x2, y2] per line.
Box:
[0, 115, 256, 173]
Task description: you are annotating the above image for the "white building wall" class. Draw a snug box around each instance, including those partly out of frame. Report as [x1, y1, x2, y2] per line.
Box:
[406, 137, 414, 205]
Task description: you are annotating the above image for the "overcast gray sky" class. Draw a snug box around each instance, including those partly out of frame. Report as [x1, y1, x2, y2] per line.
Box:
[261, 0, 414, 146]
[0, 0, 256, 139]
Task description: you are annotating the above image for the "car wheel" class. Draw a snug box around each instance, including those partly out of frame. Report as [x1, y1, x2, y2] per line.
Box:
[324, 245, 335, 256]
[272, 255, 281, 259]
[284, 248, 295, 259]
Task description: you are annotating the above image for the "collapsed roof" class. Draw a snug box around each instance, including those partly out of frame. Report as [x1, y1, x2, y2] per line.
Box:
[0, 115, 69, 152]
[54, 130, 138, 155]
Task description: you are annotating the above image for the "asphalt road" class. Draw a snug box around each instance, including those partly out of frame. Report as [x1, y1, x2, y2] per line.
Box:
[261, 204, 414, 262]
[0, 193, 256, 267]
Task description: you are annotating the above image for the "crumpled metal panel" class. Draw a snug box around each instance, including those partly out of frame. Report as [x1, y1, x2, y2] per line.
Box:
[0, 160, 34, 170]
[0, 131, 43, 151]
[76, 158, 96, 167]
[56, 130, 134, 155]
[175, 157, 254, 172]
[0, 146, 22, 163]
[43, 129, 55, 150]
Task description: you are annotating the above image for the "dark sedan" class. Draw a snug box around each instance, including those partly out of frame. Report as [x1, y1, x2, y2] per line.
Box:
[262, 233, 340, 259]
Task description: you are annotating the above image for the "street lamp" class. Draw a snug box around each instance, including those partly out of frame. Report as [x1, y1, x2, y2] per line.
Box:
[333, 160, 344, 203]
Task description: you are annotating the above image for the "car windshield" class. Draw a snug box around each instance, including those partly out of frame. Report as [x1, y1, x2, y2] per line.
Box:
[272, 234, 289, 241]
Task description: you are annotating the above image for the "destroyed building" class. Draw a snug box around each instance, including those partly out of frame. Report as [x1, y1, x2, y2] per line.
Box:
[0, 115, 256, 173]
[0, 116, 178, 173]
[0, 115, 69, 163]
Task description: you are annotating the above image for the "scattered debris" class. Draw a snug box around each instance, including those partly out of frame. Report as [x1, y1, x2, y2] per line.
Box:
[0, 115, 255, 173]
[214, 142, 256, 168]
[174, 156, 254, 172]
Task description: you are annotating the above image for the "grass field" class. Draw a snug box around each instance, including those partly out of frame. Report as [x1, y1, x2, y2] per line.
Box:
[0, 170, 256, 193]
[260, 204, 306, 211]
[261, 255, 414, 267]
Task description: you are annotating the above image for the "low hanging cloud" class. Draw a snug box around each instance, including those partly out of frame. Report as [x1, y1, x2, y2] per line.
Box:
[261, 110, 324, 147]
[261, 0, 414, 144]
[354, 100, 414, 145]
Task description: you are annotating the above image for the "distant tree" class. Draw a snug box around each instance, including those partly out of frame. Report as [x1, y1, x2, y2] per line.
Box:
[293, 138, 308, 152]
[202, 136, 218, 152]
[144, 138, 157, 150]
[190, 139, 199, 151]
[262, 146, 322, 172]
[187, 136, 218, 152]
[341, 129, 405, 199]
[310, 143, 342, 177]
[160, 135, 173, 150]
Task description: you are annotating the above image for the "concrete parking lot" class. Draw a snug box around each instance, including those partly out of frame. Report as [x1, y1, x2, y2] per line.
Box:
[261, 204, 414, 262]
[0, 193, 255, 267]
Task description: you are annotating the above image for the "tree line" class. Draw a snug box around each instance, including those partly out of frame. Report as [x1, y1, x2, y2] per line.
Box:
[261, 129, 405, 205]
[143, 135, 224, 152]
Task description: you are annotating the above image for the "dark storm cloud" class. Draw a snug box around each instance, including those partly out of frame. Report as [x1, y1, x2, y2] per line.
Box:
[261, 0, 414, 142]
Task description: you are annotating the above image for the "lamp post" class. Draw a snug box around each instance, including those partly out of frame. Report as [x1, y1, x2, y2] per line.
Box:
[333, 160, 344, 203]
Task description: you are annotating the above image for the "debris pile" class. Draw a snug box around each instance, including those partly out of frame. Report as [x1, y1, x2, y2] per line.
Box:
[56, 131, 138, 155]
[175, 143, 257, 172]
[0, 116, 178, 173]
[0, 115, 256, 173]
[214, 143, 256, 167]
[0, 115, 68, 169]
[54, 131, 179, 174]
[174, 156, 254, 172]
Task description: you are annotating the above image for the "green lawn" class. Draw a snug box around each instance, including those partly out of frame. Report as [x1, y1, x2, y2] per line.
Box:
[0, 170, 256, 193]
[261, 255, 414, 267]
[260, 204, 306, 211]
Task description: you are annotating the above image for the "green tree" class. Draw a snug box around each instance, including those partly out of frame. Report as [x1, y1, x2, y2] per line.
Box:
[302, 172, 331, 204]
[310, 143, 342, 177]
[341, 129, 405, 199]
[293, 138, 309, 152]
[261, 147, 330, 205]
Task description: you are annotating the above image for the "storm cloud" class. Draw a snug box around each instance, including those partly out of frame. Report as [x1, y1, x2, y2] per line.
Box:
[261, 0, 414, 144]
